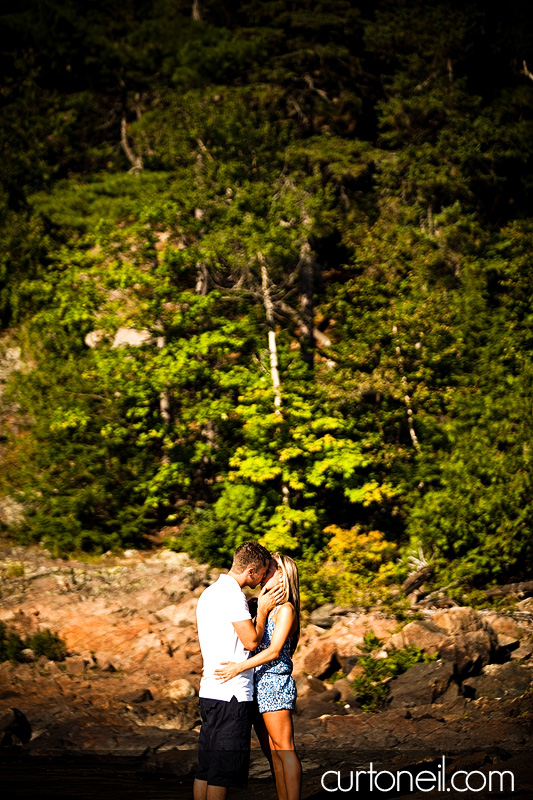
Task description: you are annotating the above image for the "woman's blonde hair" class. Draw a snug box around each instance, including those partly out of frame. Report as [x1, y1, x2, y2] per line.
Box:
[271, 552, 300, 654]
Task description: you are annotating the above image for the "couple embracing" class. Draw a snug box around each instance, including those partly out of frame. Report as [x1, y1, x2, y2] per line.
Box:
[194, 541, 301, 800]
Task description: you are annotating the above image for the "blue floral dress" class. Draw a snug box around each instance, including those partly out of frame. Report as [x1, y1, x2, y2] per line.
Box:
[254, 609, 297, 713]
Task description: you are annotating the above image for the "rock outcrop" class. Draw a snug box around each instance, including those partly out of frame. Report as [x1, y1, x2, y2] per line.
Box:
[0, 544, 532, 768]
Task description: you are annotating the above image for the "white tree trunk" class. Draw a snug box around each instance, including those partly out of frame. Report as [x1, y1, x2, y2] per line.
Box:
[195, 261, 209, 295]
[259, 253, 282, 413]
[157, 335, 171, 464]
[259, 253, 289, 506]
[192, 0, 202, 22]
[120, 117, 143, 173]
[392, 326, 421, 453]
[298, 240, 316, 368]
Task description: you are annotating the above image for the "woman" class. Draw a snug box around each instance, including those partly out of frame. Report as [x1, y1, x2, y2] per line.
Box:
[215, 552, 302, 800]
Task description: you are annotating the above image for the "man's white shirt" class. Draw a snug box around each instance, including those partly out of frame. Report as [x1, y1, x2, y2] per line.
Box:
[196, 573, 254, 701]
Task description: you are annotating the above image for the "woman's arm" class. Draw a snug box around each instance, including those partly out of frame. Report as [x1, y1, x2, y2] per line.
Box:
[215, 603, 295, 683]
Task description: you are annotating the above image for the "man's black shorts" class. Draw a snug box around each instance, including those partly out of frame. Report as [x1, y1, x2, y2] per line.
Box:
[196, 696, 253, 788]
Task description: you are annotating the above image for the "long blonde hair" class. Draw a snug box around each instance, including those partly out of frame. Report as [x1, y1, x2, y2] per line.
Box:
[271, 552, 300, 654]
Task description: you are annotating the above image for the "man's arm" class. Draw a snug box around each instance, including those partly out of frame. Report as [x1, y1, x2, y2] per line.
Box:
[232, 619, 262, 652]
[232, 586, 282, 650]
[217, 604, 296, 682]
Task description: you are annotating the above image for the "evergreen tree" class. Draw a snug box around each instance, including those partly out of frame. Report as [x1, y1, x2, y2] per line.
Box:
[1, 0, 532, 600]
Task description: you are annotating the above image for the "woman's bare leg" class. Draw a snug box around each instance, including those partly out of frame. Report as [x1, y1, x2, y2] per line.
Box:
[270, 747, 288, 800]
[262, 710, 301, 800]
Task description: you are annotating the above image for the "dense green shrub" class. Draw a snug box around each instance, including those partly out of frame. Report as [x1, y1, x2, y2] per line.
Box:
[27, 629, 68, 662]
[351, 632, 438, 712]
[0, 623, 25, 663]
[0, 622, 67, 663]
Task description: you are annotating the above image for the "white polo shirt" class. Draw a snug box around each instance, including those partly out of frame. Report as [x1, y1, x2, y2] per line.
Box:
[196, 573, 254, 702]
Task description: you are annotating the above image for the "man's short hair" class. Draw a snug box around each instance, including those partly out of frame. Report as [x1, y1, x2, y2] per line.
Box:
[232, 541, 270, 573]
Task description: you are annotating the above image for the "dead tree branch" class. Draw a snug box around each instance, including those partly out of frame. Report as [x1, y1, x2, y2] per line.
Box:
[120, 117, 143, 173]
[522, 60, 533, 82]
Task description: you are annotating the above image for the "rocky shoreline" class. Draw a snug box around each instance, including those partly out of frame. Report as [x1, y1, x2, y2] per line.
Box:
[1, 544, 532, 796]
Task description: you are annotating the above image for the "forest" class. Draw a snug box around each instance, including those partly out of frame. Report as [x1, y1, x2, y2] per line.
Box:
[1, 0, 532, 609]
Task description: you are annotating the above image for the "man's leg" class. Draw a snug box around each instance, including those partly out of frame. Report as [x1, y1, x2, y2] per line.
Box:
[196, 698, 213, 800]
[193, 778, 208, 800]
[193, 779, 227, 800]
[207, 786, 228, 800]
[196, 696, 252, 797]
[253, 705, 273, 774]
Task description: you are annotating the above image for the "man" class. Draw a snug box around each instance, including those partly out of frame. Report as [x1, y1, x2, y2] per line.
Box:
[194, 541, 282, 800]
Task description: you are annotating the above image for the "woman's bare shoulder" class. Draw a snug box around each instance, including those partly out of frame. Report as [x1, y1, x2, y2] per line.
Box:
[275, 601, 295, 619]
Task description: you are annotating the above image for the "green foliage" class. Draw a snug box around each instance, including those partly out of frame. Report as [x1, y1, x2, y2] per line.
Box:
[4, 563, 24, 578]
[0, 0, 532, 592]
[167, 483, 273, 566]
[0, 622, 67, 663]
[325, 670, 345, 684]
[298, 554, 338, 610]
[0, 623, 24, 663]
[27, 629, 68, 662]
[351, 632, 438, 712]
[297, 526, 400, 609]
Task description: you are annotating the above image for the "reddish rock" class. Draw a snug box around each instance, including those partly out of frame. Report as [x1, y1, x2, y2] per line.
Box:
[324, 714, 367, 736]
[433, 606, 483, 634]
[119, 688, 153, 704]
[322, 712, 410, 750]
[294, 672, 313, 699]
[1, 545, 533, 762]
[155, 597, 198, 627]
[336, 614, 397, 647]
[511, 641, 533, 661]
[60, 615, 148, 654]
[20, 648, 35, 662]
[162, 679, 196, 700]
[183, 640, 201, 657]
[346, 663, 364, 680]
[496, 633, 520, 653]
[389, 619, 447, 654]
[331, 677, 356, 703]
[307, 675, 328, 693]
[303, 640, 340, 679]
[185, 653, 203, 673]
[135, 698, 200, 731]
[484, 615, 525, 640]
[64, 656, 87, 675]
[438, 682, 462, 706]
[0, 609, 40, 638]
[330, 633, 366, 660]
[292, 625, 326, 669]
[438, 629, 494, 676]
[294, 674, 327, 698]
[457, 717, 528, 750]
[0, 707, 32, 745]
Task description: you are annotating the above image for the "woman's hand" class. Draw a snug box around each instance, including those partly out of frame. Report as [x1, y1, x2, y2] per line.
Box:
[214, 661, 241, 683]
